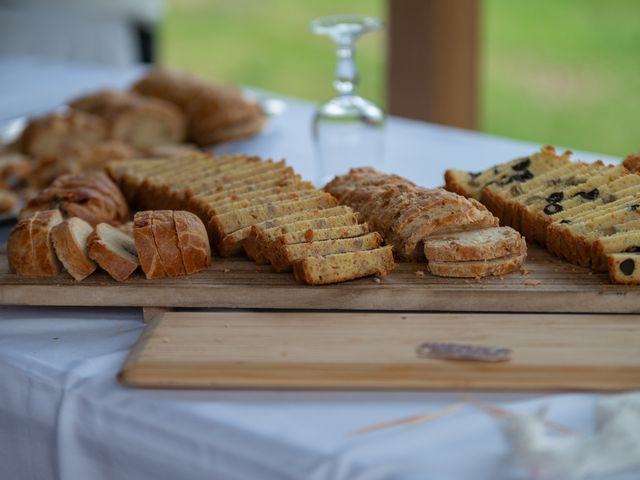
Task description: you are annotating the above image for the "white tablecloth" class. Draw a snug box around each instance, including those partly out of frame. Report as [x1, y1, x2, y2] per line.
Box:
[0, 56, 635, 480]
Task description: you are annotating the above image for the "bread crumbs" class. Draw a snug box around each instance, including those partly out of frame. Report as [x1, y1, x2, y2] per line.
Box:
[223, 268, 231, 273]
[414, 270, 426, 277]
[373, 277, 381, 284]
[524, 280, 542, 286]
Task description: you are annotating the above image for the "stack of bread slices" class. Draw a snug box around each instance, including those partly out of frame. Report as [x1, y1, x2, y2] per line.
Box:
[444, 145, 640, 284]
[324, 168, 527, 278]
[107, 154, 395, 284]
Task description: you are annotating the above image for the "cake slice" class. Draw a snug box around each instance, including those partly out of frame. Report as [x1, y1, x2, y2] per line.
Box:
[607, 252, 640, 284]
[592, 229, 640, 271]
[423, 227, 526, 262]
[293, 246, 395, 285]
[87, 223, 139, 282]
[8, 209, 63, 277]
[270, 232, 383, 273]
[427, 253, 526, 278]
[51, 217, 97, 281]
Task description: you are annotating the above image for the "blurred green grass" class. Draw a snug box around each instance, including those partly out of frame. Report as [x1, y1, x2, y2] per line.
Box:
[161, 0, 640, 157]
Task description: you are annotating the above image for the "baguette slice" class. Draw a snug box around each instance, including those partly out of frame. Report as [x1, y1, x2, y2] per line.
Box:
[423, 227, 526, 262]
[293, 246, 395, 285]
[270, 232, 383, 273]
[8, 209, 63, 277]
[427, 253, 526, 278]
[51, 217, 97, 281]
[133, 211, 166, 279]
[607, 252, 640, 284]
[87, 223, 139, 282]
[173, 210, 212, 274]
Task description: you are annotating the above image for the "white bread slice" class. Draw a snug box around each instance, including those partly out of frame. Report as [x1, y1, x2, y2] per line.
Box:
[423, 227, 526, 262]
[51, 217, 97, 281]
[88, 223, 139, 282]
[427, 253, 526, 278]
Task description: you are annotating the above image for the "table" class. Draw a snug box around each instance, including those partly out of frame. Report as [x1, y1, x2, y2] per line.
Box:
[0, 55, 636, 480]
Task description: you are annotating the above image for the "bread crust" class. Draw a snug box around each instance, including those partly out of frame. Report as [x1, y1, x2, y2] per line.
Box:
[8, 209, 62, 277]
[133, 211, 167, 279]
[427, 253, 526, 278]
[51, 217, 97, 281]
[87, 223, 139, 282]
[173, 210, 211, 274]
[151, 210, 186, 276]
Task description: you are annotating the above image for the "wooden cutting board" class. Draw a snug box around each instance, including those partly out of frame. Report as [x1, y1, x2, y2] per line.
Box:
[1, 245, 639, 313]
[119, 311, 640, 391]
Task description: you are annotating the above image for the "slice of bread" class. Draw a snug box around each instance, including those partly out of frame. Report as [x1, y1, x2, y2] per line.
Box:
[8, 209, 63, 277]
[607, 252, 640, 284]
[270, 232, 383, 273]
[151, 210, 186, 277]
[87, 223, 139, 282]
[427, 253, 526, 278]
[293, 246, 395, 285]
[173, 210, 211, 274]
[133, 211, 166, 279]
[423, 227, 526, 262]
[210, 192, 338, 245]
[51, 217, 97, 281]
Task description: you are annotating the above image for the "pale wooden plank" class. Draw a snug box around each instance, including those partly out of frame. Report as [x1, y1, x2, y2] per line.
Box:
[118, 311, 640, 391]
[0, 245, 638, 313]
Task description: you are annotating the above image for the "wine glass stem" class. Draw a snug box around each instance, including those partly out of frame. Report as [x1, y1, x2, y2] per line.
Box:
[333, 40, 358, 95]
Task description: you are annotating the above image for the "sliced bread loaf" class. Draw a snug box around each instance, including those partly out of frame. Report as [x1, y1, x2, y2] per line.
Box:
[8, 209, 63, 277]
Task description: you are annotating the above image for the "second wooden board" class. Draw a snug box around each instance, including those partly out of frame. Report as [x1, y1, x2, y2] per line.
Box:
[0, 245, 639, 313]
[119, 311, 640, 391]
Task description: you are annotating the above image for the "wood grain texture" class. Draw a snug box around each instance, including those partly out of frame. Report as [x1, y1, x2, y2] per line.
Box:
[0, 245, 639, 313]
[119, 311, 640, 391]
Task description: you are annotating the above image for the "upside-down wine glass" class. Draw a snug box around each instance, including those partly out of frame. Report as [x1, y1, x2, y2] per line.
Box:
[310, 15, 385, 185]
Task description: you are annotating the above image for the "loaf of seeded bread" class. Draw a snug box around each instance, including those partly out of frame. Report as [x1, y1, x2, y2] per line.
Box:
[324, 168, 498, 261]
[427, 253, 526, 278]
[607, 252, 640, 284]
[51, 217, 97, 281]
[8, 209, 63, 277]
[293, 246, 395, 285]
[88, 223, 139, 282]
[243, 207, 358, 263]
[423, 227, 526, 262]
[270, 232, 383, 272]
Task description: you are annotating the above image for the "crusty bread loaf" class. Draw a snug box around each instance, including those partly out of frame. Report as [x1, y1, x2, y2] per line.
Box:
[151, 210, 186, 276]
[69, 89, 186, 150]
[8, 209, 63, 277]
[173, 211, 211, 274]
[88, 223, 139, 282]
[51, 217, 97, 281]
[607, 252, 640, 284]
[423, 227, 526, 262]
[132, 68, 265, 146]
[293, 246, 395, 285]
[270, 232, 383, 273]
[133, 211, 166, 279]
[19, 111, 107, 157]
[622, 152, 640, 174]
[427, 253, 526, 278]
[21, 171, 129, 226]
[0, 189, 18, 214]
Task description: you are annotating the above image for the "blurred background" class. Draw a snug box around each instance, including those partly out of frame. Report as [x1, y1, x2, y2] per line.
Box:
[1, 0, 638, 157]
